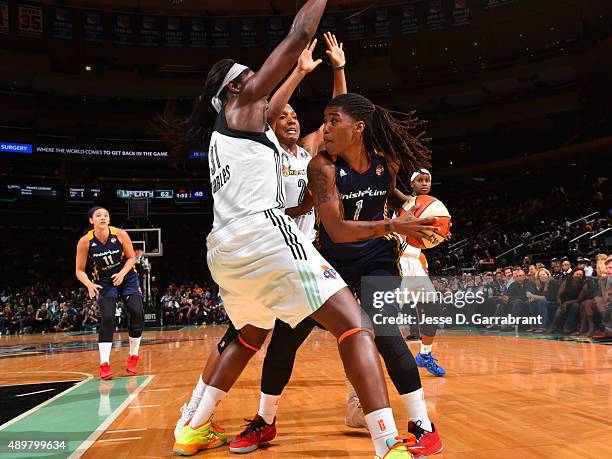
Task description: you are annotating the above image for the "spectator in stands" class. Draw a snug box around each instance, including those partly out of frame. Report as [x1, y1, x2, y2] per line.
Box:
[507, 268, 534, 330]
[550, 258, 563, 279]
[34, 303, 52, 333]
[10, 306, 26, 335]
[23, 305, 36, 333]
[526, 268, 557, 332]
[54, 313, 74, 333]
[82, 308, 98, 331]
[527, 264, 538, 280]
[0, 306, 12, 335]
[561, 258, 573, 278]
[583, 258, 594, 277]
[550, 269, 588, 334]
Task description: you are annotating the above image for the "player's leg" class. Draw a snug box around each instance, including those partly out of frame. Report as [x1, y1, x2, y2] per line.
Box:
[124, 294, 144, 374]
[310, 288, 415, 459]
[98, 295, 117, 380]
[415, 302, 446, 377]
[173, 325, 269, 456]
[174, 323, 237, 439]
[229, 318, 317, 453]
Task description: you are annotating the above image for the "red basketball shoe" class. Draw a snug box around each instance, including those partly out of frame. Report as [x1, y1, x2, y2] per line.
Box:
[126, 355, 139, 375]
[229, 415, 276, 454]
[100, 362, 113, 380]
[407, 421, 443, 459]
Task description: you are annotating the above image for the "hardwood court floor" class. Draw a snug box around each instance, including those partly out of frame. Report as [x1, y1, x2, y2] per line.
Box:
[0, 326, 610, 458]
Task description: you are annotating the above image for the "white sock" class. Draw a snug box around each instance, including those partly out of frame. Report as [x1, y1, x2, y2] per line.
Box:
[401, 388, 432, 431]
[188, 386, 227, 428]
[420, 343, 432, 355]
[129, 336, 141, 356]
[345, 377, 358, 401]
[99, 342, 112, 365]
[365, 408, 398, 457]
[257, 392, 280, 425]
[190, 375, 207, 406]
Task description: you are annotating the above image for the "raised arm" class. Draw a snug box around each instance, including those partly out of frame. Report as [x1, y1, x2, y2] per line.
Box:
[239, 0, 328, 104]
[268, 40, 322, 125]
[307, 155, 439, 243]
[301, 32, 347, 156]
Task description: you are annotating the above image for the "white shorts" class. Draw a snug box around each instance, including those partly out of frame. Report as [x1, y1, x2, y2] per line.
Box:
[206, 209, 347, 330]
[400, 255, 427, 277]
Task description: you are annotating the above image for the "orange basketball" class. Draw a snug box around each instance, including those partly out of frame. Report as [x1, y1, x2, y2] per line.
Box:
[398, 195, 451, 249]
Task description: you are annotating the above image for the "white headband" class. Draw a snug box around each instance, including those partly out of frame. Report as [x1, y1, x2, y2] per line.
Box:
[211, 63, 248, 113]
[410, 168, 431, 183]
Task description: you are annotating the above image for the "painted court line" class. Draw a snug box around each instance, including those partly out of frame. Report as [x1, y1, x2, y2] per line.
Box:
[142, 388, 169, 392]
[106, 428, 147, 433]
[97, 436, 143, 443]
[15, 388, 56, 397]
[0, 376, 92, 431]
[69, 374, 154, 458]
[128, 404, 160, 409]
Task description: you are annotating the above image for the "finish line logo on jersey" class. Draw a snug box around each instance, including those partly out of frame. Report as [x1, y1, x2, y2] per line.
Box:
[321, 265, 337, 279]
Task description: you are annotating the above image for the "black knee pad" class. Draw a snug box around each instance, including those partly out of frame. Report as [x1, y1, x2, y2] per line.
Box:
[217, 322, 240, 354]
[418, 302, 441, 337]
[125, 295, 144, 338]
[99, 297, 117, 342]
[374, 335, 422, 395]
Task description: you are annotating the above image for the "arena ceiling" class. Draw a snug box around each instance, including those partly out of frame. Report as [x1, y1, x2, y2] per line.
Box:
[57, 0, 409, 16]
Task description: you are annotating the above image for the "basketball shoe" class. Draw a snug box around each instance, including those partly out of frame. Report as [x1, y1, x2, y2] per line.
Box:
[229, 415, 276, 453]
[99, 362, 113, 380]
[407, 421, 443, 458]
[415, 352, 446, 377]
[174, 401, 199, 439]
[375, 435, 417, 458]
[173, 421, 227, 456]
[345, 395, 367, 428]
[126, 355, 139, 375]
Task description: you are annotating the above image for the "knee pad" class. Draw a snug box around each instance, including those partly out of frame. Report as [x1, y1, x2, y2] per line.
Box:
[374, 335, 421, 394]
[99, 297, 117, 342]
[125, 295, 144, 338]
[217, 323, 239, 354]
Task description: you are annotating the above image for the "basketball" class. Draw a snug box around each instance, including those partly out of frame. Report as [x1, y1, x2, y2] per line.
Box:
[399, 195, 452, 249]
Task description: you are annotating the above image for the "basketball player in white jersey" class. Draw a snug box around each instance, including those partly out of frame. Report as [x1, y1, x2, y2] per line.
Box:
[162, 0, 439, 457]
[400, 169, 447, 377]
[269, 31, 347, 240]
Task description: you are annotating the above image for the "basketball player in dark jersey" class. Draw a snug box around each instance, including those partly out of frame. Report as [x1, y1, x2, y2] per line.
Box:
[75, 206, 144, 380]
[228, 93, 443, 458]
[161, 1, 437, 456]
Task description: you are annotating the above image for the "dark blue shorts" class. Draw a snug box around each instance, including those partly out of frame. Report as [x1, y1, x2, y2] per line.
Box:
[98, 272, 141, 301]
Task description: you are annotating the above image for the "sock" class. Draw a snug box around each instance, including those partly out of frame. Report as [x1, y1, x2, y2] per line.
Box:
[99, 342, 112, 365]
[257, 392, 280, 424]
[345, 377, 358, 402]
[129, 337, 141, 356]
[420, 343, 432, 355]
[190, 375, 207, 406]
[401, 388, 432, 431]
[188, 386, 227, 428]
[365, 408, 399, 457]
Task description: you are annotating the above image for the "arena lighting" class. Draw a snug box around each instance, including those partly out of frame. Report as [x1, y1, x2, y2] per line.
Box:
[84, 65, 92, 71]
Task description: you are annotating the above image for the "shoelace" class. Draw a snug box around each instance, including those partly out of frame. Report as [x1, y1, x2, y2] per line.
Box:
[410, 420, 426, 441]
[239, 417, 267, 436]
[390, 434, 417, 449]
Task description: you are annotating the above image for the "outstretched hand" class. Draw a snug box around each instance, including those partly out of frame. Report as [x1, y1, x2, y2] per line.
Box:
[297, 39, 323, 75]
[323, 31, 345, 68]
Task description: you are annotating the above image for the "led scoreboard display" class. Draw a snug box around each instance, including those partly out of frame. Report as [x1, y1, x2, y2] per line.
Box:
[116, 189, 174, 199]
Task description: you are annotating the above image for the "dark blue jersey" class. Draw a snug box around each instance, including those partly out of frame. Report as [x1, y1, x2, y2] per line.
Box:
[317, 153, 400, 266]
[88, 226, 135, 281]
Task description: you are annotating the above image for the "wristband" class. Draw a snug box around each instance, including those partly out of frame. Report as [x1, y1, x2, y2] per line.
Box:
[334, 63, 346, 70]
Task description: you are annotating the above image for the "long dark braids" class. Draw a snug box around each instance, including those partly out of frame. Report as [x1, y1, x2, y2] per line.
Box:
[326, 93, 431, 185]
[158, 58, 248, 159]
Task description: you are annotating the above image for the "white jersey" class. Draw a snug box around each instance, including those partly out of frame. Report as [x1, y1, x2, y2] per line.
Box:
[281, 145, 316, 241]
[209, 110, 286, 232]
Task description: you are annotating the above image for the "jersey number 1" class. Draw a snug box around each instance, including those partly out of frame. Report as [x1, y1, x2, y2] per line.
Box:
[353, 199, 363, 220]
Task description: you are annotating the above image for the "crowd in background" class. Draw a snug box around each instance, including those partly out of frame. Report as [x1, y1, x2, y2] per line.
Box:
[160, 282, 229, 326]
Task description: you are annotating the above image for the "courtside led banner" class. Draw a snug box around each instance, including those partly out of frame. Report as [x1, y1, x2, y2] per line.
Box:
[1, 142, 33, 154]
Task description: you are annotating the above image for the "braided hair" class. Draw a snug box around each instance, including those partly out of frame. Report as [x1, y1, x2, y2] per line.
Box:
[326, 93, 431, 184]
